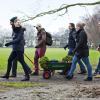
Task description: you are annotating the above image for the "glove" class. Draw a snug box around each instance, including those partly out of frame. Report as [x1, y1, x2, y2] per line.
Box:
[5, 43, 11, 47]
[64, 45, 68, 50]
[35, 45, 39, 48]
[64, 46, 66, 50]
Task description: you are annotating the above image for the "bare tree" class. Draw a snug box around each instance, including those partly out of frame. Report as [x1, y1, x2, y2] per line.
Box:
[21, 1, 100, 22]
[82, 5, 100, 47]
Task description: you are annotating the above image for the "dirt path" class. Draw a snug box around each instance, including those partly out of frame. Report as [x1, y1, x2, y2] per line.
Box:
[0, 73, 100, 100]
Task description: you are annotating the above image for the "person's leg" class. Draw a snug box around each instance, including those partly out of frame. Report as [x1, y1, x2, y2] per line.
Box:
[67, 55, 79, 77]
[17, 52, 30, 81]
[32, 49, 39, 75]
[77, 60, 87, 74]
[2, 51, 17, 79]
[82, 57, 92, 81]
[39, 47, 46, 58]
[94, 58, 100, 74]
[11, 58, 17, 77]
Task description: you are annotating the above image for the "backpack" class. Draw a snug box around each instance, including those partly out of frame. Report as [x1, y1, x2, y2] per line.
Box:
[46, 32, 53, 46]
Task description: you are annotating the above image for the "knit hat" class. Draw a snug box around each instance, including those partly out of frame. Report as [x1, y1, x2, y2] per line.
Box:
[10, 16, 17, 23]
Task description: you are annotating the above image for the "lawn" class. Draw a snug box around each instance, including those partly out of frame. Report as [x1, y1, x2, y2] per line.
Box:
[0, 48, 99, 73]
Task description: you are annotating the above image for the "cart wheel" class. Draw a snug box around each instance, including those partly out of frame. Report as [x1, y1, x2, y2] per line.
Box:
[43, 71, 51, 79]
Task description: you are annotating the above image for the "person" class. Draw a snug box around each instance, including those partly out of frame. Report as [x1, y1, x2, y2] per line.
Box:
[93, 44, 100, 75]
[10, 20, 27, 78]
[93, 22, 100, 76]
[31, 24, 46, 76]
[63, 23, 86, 75]
[66, 22, 93, 81]
[1, 17, 32, 81]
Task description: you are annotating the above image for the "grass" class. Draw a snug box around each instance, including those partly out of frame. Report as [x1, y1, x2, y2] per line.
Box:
[0, 48, 99, 88]
[0, 82, 47, 89]
[0, 48, 99, 73]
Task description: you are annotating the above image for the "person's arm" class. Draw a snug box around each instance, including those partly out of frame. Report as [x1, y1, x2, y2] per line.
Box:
[36, 30, 46, 48]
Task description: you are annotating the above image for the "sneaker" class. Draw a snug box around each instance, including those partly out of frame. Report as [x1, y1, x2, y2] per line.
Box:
[84, 77, 92, 81]
[31, 72, 39, 76]
[66, 75, 73, 80]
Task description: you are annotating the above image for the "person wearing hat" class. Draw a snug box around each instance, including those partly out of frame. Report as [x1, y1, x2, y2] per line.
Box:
[31, 24, 46, 76]
[1, 17, 32, 81]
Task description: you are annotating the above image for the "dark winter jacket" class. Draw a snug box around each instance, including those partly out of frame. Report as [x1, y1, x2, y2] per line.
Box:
[74, 29, 89, 59]
[64, 28, 76, 49]
[8, 27, 25, 52]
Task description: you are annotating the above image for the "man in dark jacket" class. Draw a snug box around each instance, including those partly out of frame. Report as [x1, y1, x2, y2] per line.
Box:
[63, 23, 86, 74]
[1, 17, 32, 81]
[66, 23, 92, 81]
[10, 20, 26, 77]
[31, 24, 46, 76]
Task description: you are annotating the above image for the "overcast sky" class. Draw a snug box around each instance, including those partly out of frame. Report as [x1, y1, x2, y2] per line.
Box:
[0, 0, 97, 32]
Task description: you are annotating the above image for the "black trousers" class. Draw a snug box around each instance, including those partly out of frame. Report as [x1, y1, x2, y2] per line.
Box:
[6, 51, 31, 76]
[12, 58, 17, 76]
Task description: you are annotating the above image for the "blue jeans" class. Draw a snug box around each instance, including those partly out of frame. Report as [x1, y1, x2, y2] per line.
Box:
[68, 55, 92, 77]
[68, 48, 86, 72]
[95, 58, 100, 73]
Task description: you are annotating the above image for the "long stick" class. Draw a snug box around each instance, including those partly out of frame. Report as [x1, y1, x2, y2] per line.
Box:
[24, 53, 34, 64]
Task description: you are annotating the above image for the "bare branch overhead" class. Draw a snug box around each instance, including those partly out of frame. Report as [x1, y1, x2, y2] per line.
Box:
[22, 1, 100, 22]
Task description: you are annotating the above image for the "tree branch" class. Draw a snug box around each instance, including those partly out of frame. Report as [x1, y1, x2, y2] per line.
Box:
[21, 1, 100, 22]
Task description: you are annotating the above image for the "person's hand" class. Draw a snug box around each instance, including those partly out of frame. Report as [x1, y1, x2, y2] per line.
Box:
[5, 43, 11, 47]
[64, 46, 66, 50]
[35, 45, 39, 48]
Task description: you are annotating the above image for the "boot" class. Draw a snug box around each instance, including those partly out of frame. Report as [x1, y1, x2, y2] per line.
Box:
[66, 75, 73, 80]
[1, 74, 9, 79]
[21, 75, 30, 81]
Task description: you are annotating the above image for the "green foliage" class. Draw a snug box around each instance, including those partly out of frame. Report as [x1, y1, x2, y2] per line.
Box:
[39, 56, 49, 69]
[62, 55, 73, 63]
